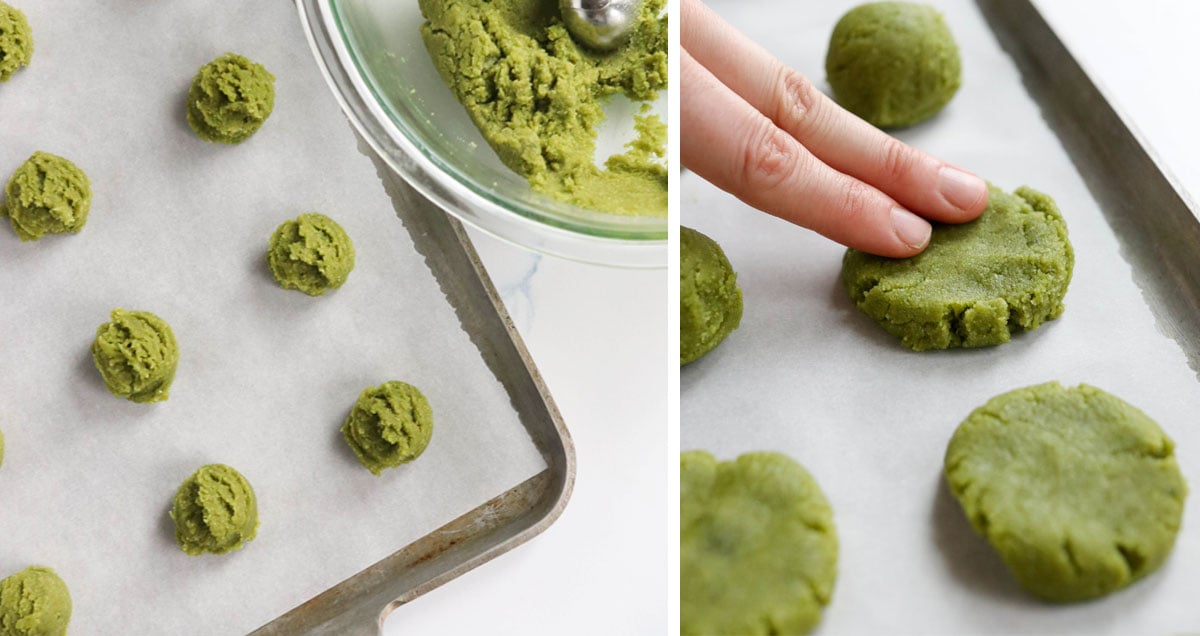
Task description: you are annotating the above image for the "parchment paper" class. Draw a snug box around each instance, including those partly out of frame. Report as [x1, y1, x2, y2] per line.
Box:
[682, 1, 1200, 634]
[0, 1, 546, 633]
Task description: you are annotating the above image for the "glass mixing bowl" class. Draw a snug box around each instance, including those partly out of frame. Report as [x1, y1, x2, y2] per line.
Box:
[296, 0, 668, 268]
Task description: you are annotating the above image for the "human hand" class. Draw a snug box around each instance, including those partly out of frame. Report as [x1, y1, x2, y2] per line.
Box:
[681, 0, 989, 257]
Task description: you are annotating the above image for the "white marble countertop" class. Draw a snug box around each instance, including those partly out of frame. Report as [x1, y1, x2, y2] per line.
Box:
[379, 1, 1199, 634]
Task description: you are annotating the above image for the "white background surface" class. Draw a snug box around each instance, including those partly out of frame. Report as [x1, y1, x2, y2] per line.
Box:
[677, 1, 1200, 636]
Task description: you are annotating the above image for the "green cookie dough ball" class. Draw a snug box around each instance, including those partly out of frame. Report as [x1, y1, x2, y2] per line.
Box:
[2, 152, 91, 241]
[842, 184, 1073, 351]
[267, 212, 356, 296]
[91, 309, 179, 403]
[342, 381, 434, 476]
[945, 382, 1187, 602]
[681, 451, 838, 636]
[826, 2, 962, 128]
[170, 464, 259, 556]
[0, 2, 31, 82]
[187, 52, 275, 144]
[0, 566, 71, 636]
[681, 226, 742, 365]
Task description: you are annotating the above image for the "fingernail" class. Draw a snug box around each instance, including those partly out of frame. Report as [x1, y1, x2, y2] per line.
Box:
[891, 207, 931, 251]
[938, 166, 987, 211]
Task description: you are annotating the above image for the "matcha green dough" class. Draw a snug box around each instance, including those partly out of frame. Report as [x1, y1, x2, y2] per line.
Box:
[91, 308, 179, 403]
[187, 52, 275, 144]
[267, 212, 355, 296]
[681, 226, 742, 365]
[2, 152, 91, 241]
[681, 451, 837, 636]
[842, 184, 1073, 351]
[945, 382, 1187, 602]
[0, 2, 32, 82]
[170, 464, 259, 555]
[342, 381, 433, 476]
[826, 2, 962, 128]
[419, 0, 668, 216]
[0, 566, 71, 636]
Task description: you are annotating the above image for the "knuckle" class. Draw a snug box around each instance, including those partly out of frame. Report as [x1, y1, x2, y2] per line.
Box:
[837, 180, 877, 227]
[879, 138, 920, 187]
[737, 121, 802, 192]
[772, 66, 820, 133]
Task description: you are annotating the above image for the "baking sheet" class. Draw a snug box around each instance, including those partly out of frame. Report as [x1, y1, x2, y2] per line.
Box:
[0, 1, 546, 634]
[680, 1, 1200, 634]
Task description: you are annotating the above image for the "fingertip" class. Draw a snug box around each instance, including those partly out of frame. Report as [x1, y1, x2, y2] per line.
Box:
[890, 207, 931, 255]
[937, 166, 989, 221]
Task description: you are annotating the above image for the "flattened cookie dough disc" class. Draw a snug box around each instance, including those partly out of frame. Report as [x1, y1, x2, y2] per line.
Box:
[681, 451, 837, 635]
[842, 184, 1073, 351]
[944, 382, 1187, 602]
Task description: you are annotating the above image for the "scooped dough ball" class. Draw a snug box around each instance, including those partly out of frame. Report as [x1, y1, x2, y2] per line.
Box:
[342, 381, 434, 476]
[0, 566, 71, 636]
[826, 2, 962, 128]
[945, 382, 1187, 602]
[842, 184, 1073, 351]
[2, 152, 91, 241]
[0, 2, 32, 82]
[170, 464, 259, 556]
[681, 451, 838, 635]
[187, 52, 276, 144]
[680, 226, 742, 365]
[91, 309, 179, 403]
[267, 212, 356, 296]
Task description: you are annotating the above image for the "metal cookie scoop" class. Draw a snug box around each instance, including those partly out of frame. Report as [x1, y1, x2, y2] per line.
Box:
[560, 0, 642, 51]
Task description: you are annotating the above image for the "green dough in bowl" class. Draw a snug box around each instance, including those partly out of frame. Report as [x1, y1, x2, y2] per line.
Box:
[170, 464, 259, 556]
[91, 309, 179, 403]
[681, 226, 742, 365]
[418, 0, 668, 216]
[0, 566, 71, 636]
[187, 53, 275, 144]
[342, 381, 434, 476]
[267, 212, 356, 296]
[945, 382, 1188, 602]
[826, 2, 961, 128]
[0, 1, 32, 82]
[842, 184, 1073, 351]
[681, 451, 838, 635]
[2, 152, 91, 241]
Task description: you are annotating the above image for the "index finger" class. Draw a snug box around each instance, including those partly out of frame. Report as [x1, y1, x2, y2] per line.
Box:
[682, 0, 988, 223]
